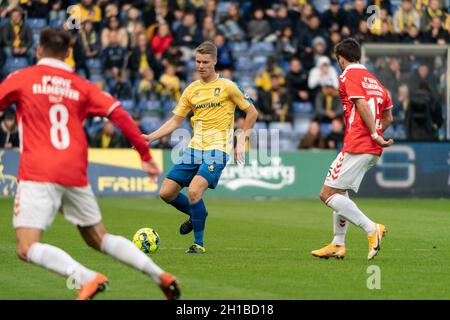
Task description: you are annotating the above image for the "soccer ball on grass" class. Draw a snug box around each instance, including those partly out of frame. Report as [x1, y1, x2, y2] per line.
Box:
[133, 228, 160, 254]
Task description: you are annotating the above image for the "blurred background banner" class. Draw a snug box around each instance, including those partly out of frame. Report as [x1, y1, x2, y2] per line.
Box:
[358, 142, 450, 198]
[2, 145, 449, 198]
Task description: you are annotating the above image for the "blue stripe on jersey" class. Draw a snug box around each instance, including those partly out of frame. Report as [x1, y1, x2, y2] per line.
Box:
[218, 74, 254, 104]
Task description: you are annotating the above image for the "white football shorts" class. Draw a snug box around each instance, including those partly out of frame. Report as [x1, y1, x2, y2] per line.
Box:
[324, 152, 379, 193]
[13, 181, 102, 230]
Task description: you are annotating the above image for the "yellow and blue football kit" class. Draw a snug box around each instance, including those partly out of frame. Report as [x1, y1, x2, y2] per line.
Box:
[167, 74, 253, 189]
[165, 74, 253, 251]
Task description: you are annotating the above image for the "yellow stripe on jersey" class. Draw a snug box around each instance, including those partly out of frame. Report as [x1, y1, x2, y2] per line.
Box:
[173, 75, 253, 154]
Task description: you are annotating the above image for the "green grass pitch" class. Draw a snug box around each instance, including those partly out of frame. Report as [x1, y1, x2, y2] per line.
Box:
[1, 197, 449, 300]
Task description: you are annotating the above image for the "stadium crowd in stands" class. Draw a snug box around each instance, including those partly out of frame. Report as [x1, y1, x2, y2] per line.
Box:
[0, 0, 448, 150]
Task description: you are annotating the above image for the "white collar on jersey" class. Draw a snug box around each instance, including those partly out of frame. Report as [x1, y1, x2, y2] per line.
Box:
[37, 58, 73, 72]
[340, 63, 366, 79]
[343, 63, 366, 73]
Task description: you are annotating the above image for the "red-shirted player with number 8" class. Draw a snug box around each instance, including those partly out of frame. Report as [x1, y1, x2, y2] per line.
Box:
[0, 28, 180, 299]
[312, 38, 394, 260]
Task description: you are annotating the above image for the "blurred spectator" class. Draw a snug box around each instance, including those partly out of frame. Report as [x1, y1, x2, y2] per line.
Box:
[375, 21, 400, 43]
[325, 118, 345, 150]
[156, 64, 181, 101]
[92, 120, 123, 148]
[77, 19, 100, 58]
[110, 72, 133, 101]
[202, 0, 219, 24]
[298, 120, 325, 149]
[246, 7, 271, 42]
[255, 56, 285, 92]
[0, 0, 19, 19]
[307, 56, 339, 92]
[142, 0, 174, 27]
[354, 20, 375, 44]
[129, 32, 159, 85]
[101, 30, 127, 88]
[423, 16, 448, 43]
[271, 4, 293, 37]
[393, 0, 421, 35]
[151, 22, 174, 60]
[69, 0, 102, 24]
[175, 11, 202, 48]
[421, 0, 444, 32]
[347, 0, 367, 34]
[406, 82, 443, 141]
[0, 108, 19, 149]
[257, 74, 292, 123]
[401, 24, 420, 43]
[302, 36, 328, 70]
[101, 15, 129, 49]
[137, 68, 155, 100]
[73, 20, 99, 79]
[297, 15, 328, 69]
[128, 21, 146, 48]
[314, 85, 342, 123]
[202, 16, 217, 42]
[103, 2, 119, 20]
[48, 1, 66, 23]
[217, 2, 245, 41]
[1, 7, 32, 59]
[377, 58, 403, 96]
[20, 0, 48, 18]
[369, 8, 394, 37]
[276, 26, 297, 61]
[408, 63, 439, 98]
[393, 84, 410, 121]
[321, 0, 349, 32]
[213, 33, 233, 71]
[285, 58, 310, 102]
[161, 43, 186, 81]
[124, 7, 143, 45]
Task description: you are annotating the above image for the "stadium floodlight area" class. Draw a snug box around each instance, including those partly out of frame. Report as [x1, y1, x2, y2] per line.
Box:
[362, 44, 449, 140]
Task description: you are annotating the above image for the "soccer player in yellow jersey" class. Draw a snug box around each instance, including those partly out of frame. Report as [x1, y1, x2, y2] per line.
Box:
[143, 41, 258, 253]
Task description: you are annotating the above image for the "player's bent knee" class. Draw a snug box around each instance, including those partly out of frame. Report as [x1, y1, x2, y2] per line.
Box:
[187, 189, 201, 204]
[319, 188, 332, 203]
[159, 189, 174, 203]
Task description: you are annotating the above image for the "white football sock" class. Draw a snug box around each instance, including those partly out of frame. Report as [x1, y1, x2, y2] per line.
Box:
[100, 234, 164, 284]
[27, 243, 97, 285]
[332, 211, 349, 246]
[326, 193, 375, 234]
[332, 191, 349, 246]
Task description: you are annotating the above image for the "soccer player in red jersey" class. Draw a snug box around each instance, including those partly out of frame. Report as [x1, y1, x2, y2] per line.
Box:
[311, 38, 394, 260]
[0, 28, 180, 300]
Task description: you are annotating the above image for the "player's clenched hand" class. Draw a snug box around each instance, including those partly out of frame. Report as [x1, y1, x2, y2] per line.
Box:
[141, 159, 161, 182]
[375, 136, 394, 148]
[142, 134, 153, 143]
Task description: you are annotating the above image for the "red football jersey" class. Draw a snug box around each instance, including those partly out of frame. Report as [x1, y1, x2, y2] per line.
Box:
[338, 64, 393, 156]
[0, 58, 121, 186]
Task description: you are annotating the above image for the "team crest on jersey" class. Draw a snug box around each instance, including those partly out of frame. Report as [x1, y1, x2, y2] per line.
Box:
[209, 164, 214, 172]
[214, 88, 221, 96]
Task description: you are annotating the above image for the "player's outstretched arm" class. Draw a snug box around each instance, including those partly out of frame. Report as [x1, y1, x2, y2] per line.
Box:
[142, 115, 185, 144]
[354, 99, 394, 148]
[235, 105, 258, 165]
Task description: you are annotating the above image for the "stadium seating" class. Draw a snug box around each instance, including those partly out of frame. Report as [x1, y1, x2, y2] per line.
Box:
[27, 18, 47, 30]
[119, 100, 135, 114]
[141, 116, 163, 133]
[4, 57, 29, 74]
[269, 122, 293, 140]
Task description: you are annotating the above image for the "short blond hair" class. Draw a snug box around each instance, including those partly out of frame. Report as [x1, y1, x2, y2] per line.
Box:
[195, 41, 217, 59]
